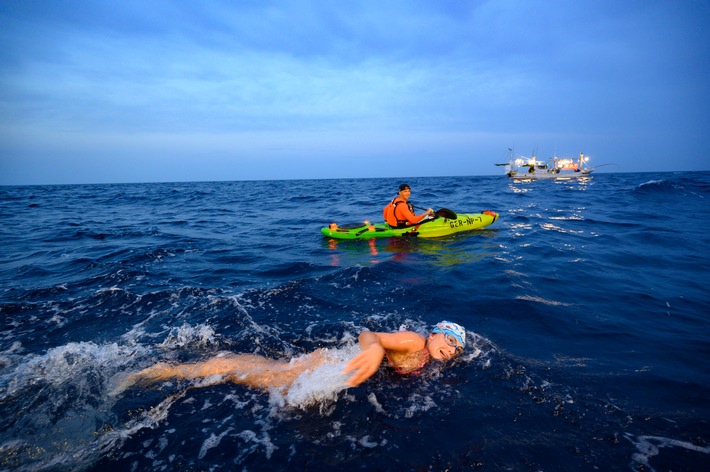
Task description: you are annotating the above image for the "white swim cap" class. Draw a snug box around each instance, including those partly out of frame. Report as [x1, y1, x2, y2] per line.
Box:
[432, 321, 466, 348]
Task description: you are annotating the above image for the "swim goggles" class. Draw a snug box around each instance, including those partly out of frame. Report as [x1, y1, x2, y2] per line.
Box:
[444, 334, 464, 356]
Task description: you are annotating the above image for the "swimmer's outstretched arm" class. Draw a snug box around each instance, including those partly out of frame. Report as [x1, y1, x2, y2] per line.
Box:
[130, 355, 272, 382]
[128, 351, 326, 390]
[343, 331, 426, 387]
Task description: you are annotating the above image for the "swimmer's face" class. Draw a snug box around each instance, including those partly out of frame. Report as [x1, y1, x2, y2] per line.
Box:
[427, 332, 464, 361]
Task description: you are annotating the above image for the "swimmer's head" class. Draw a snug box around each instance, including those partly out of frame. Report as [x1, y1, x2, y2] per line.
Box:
[431, 321, 466, 347]
[428, 321, 466, 361]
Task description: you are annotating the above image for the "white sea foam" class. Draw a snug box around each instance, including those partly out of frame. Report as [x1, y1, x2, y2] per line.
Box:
[516, 294, 572, 306]
[626, 434, 710, 472]
[359, 435, 379, 448]
[0, 340, 156, 471]
[233, 429, 278, 461]
[368, 392, 385, 413]
[638, 179, 665, 188]
[280, 344, 360, 410]
[198, 428, 234, 460]
[404, 393, 437, 418]
[158, 323, 220, 350]
[2, 341, 146, 396]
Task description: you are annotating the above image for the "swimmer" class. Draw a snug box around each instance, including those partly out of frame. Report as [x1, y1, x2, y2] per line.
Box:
[126, 321, 466, 391]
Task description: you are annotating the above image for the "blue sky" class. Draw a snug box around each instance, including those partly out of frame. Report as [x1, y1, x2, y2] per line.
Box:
[1, 0, 708, 185]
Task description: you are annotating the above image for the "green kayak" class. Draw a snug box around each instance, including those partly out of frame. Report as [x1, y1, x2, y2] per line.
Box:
[321, 210, 498, 240]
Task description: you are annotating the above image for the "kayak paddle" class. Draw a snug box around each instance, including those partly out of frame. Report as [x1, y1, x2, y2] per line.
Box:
[412, 205, 457, 220]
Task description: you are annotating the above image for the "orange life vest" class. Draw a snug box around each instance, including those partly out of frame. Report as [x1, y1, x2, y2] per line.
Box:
[383, 197, 412, 227]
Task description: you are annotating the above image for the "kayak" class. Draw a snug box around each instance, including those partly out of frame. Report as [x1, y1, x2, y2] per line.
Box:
[321, 210, 498, 240]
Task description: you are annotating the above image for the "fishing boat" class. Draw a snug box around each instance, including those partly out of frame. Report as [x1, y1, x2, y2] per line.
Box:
[321, 209, 498, 240]
[496, 149, 594, 181]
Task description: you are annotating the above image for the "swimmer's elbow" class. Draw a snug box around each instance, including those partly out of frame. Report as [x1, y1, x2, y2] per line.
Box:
[358, 330, 381, 347]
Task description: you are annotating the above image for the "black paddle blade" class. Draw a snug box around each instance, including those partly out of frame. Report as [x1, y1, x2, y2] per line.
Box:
[436, 208, 457, 219]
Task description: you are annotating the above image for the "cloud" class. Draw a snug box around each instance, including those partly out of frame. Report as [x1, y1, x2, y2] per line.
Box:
[1, 0, 708, 184]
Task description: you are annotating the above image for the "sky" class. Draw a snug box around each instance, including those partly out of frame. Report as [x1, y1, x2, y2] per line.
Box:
[1, 0, 708, 185]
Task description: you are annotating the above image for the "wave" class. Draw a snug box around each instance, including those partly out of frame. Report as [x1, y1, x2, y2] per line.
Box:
[626, 434, 710, 472]
[0, 318, 499, 470]
[0, 341, 150, 470]
[634, 176, 709, 198]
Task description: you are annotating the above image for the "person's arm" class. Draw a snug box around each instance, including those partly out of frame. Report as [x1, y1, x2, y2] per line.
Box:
[127, 352, 327, 391]
[343, 331, 426, 387]
[395, 204, 433, 225]
[129, 355, 264, 384]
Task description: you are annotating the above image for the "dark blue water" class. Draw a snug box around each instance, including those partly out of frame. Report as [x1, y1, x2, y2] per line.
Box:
[1, 173, 708, 471]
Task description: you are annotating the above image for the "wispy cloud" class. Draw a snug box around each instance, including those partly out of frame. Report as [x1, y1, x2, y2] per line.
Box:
[1, 0, 708, 184]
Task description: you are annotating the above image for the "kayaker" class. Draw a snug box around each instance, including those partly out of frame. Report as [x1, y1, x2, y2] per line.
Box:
[383, 183, 433, 228]
[124, 321, 466, 391]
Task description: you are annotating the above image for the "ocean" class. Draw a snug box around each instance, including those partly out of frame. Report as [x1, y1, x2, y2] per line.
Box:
[0, 172, 708, 471]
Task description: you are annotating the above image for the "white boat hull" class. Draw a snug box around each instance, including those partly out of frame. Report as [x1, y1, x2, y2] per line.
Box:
[508, 170, 593, 181]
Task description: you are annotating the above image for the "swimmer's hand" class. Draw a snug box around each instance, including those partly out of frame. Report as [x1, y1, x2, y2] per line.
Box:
[343, 344, 385, 387]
